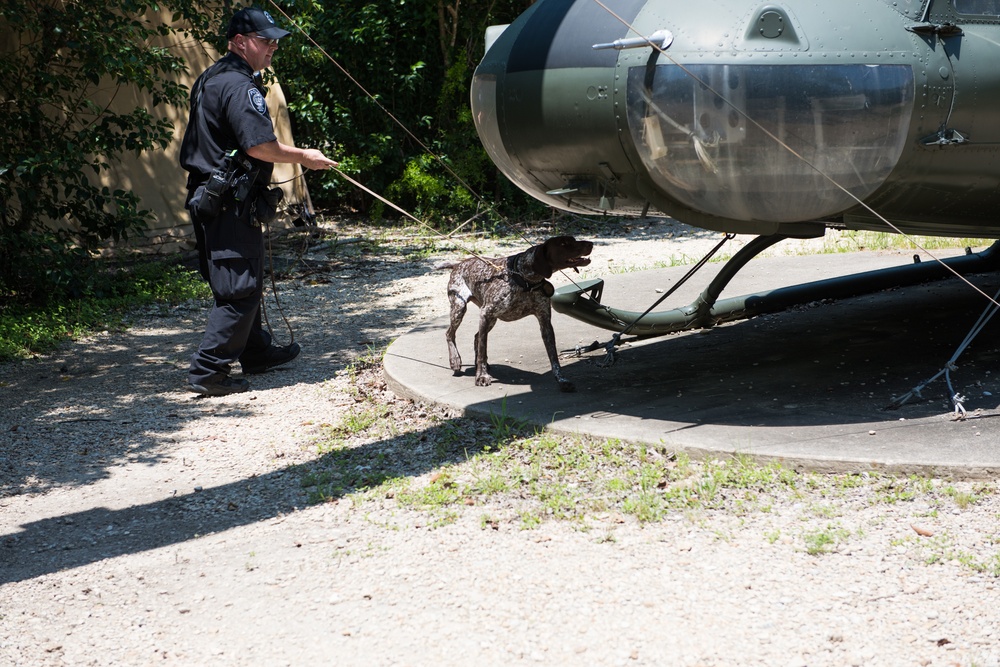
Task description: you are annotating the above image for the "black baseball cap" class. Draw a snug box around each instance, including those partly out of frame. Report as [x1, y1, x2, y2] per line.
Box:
[226, 7, 290, 40]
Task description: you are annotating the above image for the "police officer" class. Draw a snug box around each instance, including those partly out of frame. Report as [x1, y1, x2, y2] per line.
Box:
[180, 6, 336, 396]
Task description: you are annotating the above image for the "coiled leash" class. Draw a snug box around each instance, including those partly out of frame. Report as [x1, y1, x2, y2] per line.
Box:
[261, 211, 296, 347]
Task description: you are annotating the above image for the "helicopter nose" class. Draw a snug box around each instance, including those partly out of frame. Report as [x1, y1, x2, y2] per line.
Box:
[629, 62, 915, 222]
[470, 0, 646, 214]
[471, 5, 916, 225]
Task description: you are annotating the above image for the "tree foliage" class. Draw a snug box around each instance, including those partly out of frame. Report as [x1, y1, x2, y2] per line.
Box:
[0, 0, 542, 308]
[0, 0, 220, 304]
[275, 0, 540, 224]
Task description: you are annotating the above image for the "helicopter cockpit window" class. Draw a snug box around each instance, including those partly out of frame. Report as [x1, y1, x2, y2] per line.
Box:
[627, 64, 914, 223]
[954, 0, 1000, 15]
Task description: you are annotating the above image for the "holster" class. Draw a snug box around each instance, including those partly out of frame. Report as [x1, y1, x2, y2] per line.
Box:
[193, 169, 227, 219]
[253, 186, 284, 225]
[192, 150, 259, 221]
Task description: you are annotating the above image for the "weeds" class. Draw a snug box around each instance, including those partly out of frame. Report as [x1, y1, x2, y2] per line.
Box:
[820, 231, 991, 255]
[919, 534, 1000, 577]
[872, 475, 934, 504]
[802, 524, 852, 556]
[300, 381, 1000, 577]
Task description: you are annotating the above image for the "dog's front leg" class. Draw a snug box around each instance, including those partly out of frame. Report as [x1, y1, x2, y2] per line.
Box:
[474, 313, 498, 386]
[536, 309, 575, 392]
[445, 292, 468, 374]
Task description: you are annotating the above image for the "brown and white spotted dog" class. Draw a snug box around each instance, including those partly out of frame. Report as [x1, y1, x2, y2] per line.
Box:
[440, 236, 593, 392]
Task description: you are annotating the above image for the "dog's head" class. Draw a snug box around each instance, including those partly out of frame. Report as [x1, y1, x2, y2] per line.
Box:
[542, 235, 593, 273]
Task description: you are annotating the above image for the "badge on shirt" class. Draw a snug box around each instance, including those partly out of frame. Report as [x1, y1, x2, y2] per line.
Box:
[248, 88, 267, 115]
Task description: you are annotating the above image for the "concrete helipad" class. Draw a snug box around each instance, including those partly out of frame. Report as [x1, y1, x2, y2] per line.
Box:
[385, 250, 1000, 477]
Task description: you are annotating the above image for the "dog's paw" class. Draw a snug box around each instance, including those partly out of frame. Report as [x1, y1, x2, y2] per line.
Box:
[448, 349, 463, 373]
[475, 374, 494, 387]
[558, 380, 576, 393]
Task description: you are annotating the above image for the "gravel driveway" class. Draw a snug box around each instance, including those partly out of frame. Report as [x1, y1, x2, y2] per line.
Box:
[2, 219, 998, 667]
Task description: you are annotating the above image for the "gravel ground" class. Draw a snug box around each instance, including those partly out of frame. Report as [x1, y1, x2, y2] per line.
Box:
[1, 218, 999, 667]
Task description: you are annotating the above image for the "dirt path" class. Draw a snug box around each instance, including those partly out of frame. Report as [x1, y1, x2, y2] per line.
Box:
[2, 221, 999, 667]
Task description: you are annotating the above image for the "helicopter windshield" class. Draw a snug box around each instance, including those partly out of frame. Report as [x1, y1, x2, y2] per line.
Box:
[627, 64, 914, 222]
[953, 0, 1000, 15]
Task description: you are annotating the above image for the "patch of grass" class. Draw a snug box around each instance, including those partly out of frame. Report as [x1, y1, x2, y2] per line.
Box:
[819, 231, 992, 255]
[808, 503, 842, 519]
[472, 471, 511, 496]
[872, 475, 934, 504]
[373, 435, 803, 526]
[302, 419, 404, 503]
[299, 362, 997, 564]
[943, 482, 995, 510]
[0, 260, 209, 361]
[337, 405, 393, 437]
[489, 397, 530, 441]
[919, 533, 1000, 577]
[355, 343, 388, 368]
[595, 529, 616, 544]
[834, 473, 868, 491]
[519, 510, 543, 530]
[396, 469, 463, 509]
[802, 524, 851, 556]
[403, 242, 442, 261]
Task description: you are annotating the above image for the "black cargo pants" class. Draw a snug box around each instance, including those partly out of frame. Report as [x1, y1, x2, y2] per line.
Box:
[186, 188, 271, 384]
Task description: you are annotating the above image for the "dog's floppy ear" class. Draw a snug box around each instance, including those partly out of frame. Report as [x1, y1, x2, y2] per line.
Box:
[532, 241, 557, 278]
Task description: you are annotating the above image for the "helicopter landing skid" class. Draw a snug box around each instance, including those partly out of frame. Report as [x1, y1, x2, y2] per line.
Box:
[551, 236, 1000, 337]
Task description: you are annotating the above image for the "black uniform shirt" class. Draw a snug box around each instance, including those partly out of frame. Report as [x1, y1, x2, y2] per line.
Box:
[180, 52, 277, 191]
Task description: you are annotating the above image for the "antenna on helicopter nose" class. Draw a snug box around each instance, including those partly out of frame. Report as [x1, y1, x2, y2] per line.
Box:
[593, 29, 673, 51]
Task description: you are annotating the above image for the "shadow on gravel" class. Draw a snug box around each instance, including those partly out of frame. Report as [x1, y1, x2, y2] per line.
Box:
[0, 412, 499, 584]
[0, 253, 440, 498]
[0, 244, 499, 584]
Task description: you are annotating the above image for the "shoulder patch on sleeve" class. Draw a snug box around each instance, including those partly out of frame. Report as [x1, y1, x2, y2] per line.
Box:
[248, 88, 267, 115]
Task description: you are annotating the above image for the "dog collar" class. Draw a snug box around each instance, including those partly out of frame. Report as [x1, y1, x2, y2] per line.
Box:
[511, 273, 555, 297]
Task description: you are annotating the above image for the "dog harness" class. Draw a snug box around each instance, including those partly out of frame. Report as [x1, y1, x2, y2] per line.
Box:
[510, 273, 555, 297]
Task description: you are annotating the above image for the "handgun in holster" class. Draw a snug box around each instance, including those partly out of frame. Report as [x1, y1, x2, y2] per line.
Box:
[195, 150, 259, 219]
[228, 151, 259, 204]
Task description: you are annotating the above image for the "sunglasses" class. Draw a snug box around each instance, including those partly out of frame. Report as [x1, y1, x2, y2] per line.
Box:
[252, 35, 280, 47]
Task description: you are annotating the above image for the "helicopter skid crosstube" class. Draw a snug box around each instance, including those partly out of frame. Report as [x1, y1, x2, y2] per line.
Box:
[550, 237, 1000, 337]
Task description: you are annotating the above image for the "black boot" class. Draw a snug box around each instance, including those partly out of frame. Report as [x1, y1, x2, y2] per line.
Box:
[240, 342, 301, 374]
[188, 375, 251, 396]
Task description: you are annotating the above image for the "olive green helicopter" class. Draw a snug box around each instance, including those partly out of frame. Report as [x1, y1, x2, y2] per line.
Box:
[470, 0, 1000, 339]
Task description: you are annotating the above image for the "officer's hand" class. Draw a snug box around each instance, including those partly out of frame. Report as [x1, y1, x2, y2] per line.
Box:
[301, 149, 338, 171]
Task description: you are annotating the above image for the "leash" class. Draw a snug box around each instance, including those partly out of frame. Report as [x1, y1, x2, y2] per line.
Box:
[328, 165, 503, 271]
[259, 216, 296, 346]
